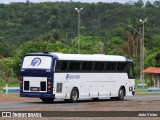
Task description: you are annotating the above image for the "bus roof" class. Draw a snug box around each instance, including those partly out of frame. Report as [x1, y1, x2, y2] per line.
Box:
[25, 52, 130, 62]
[50, 53, 127, 62]
[26, 52, 128, 62]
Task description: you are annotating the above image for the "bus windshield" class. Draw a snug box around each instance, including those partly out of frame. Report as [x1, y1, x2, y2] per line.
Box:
[22, 56, 52, 69]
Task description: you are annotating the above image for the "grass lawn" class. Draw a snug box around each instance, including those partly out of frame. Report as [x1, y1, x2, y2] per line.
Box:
[135, 87, 160, 94]
[135, 88, 148, 93]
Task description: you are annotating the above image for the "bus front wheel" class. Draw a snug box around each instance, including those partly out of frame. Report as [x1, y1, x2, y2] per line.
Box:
[117, 87, 125, 101]
[41, 98, 54, 103]
[70, 88, 79, 103]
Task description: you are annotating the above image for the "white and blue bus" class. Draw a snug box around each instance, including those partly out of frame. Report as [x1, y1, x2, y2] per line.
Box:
[20, 52, 135, 103]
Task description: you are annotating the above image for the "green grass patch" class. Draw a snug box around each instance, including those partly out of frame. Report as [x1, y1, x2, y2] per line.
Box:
[135, 88, 160, 94]
[135, 88, 148, 93]
[0, 78, 19, 90]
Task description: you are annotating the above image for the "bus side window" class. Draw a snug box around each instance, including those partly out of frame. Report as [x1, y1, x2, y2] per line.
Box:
[69, 61, 81, 71]
[55, 61, 61, 71]
[55, 61, 68, 71]
[105, 62, 117, 72]
[117, 63, 127, 72]
[82, 62, 93, 71]
[94, 62, 105, 71]
[128, 63, 134, 79]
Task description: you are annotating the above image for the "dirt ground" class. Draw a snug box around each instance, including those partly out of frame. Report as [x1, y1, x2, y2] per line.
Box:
[0, 93, 37, 101]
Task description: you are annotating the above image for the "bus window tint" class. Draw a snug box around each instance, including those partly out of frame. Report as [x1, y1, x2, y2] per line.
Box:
[56, 61, 68, 71]
[55, 61, 61, 71]
[117, 63, 127, 72]
[82, 62, 93, 71]
[94, 62, 105, 71]
[128, 63, 134, 79]
[105, 62, 117, 72]
[69, 61, 81, 71]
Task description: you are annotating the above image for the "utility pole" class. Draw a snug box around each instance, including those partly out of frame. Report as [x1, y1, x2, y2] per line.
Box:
[75, 8, 83, 54]
[139, 19, 147, 85]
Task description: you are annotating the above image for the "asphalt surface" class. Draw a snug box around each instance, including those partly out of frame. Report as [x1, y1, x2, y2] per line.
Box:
[0, 95, 160, 111]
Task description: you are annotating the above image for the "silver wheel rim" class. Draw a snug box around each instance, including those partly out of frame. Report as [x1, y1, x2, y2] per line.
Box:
[119, 89, 124, 98]
[72, 91, 78, 100]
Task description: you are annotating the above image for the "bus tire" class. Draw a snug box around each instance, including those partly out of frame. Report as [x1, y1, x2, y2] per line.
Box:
[70, 88, 79, 103]
[117, 87, 125, 101]
[41, 98, 54, 103]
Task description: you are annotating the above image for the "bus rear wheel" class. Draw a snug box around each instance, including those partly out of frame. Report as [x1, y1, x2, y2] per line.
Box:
[70, 88, 79, 103]
[41, 98, 54, 103]
[117, 87, 125, 101]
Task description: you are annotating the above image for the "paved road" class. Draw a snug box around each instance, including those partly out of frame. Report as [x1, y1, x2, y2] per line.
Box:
[0, 95, 160, 111]
[124, 95, 160, 101]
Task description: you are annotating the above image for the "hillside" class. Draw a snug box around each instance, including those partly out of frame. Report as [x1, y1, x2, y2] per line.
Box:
[0, 0, 160, 84]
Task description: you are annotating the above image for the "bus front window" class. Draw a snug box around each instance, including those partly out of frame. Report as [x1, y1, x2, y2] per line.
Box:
[128, 63, 134, 79]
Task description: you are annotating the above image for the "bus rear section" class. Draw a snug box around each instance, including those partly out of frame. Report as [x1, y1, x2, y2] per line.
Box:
[20, 54, 56, 103]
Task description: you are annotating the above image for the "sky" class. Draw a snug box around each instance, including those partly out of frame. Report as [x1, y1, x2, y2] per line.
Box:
[0, 0, 157, 4]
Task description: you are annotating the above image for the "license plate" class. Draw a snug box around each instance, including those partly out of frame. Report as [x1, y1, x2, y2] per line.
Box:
[30, 87, 39, 91]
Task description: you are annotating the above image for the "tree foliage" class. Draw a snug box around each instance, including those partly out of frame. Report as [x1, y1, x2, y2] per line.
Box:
[0, 1, 160, 81]
[0, 58, 15, 83]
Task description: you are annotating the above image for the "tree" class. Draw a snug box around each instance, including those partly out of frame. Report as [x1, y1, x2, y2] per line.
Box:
[71, 36, 105, 54]
[107, 36, 125, 55]
[1, 1, 160, 82]
[134, 0, 144, 7]
[145, 1, 154, 8]
[145, 50, 160, 68]
[0, 37, 15, 57]
[0, 58, 14, 83]
[153, 1, 160, 7]
[155, 53, 160, 67]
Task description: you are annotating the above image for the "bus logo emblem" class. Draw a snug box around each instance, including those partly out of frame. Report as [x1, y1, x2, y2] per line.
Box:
[66, 74, 69, 80]
[66, 74, 80, 80]
[30, 58, 41, 67]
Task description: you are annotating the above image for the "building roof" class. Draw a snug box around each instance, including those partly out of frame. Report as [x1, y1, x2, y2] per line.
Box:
[143, 67, 160, 74]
